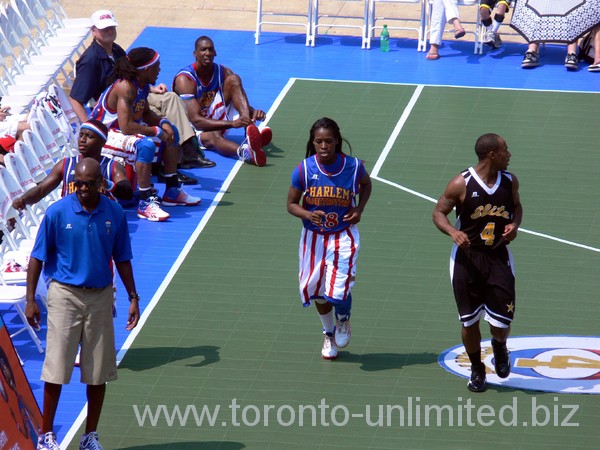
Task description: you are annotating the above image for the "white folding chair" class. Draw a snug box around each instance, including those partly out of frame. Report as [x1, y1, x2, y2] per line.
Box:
[10, 0, 86, 70]
[36, 105, 78, 156]
[22, 130, 56, 171]
[0, 90, 34, 114]
[0, 163, 47, 308]
[14, 141, 46, 184]
[0, 4, 71, 86]
[310, 0, 369, 48]
[0, 165, 41, 228]
[48, 83, 81, 134]
[0, 171, 39, 281]
[39, 0, 92, 31]
[0, 273, 44, 353]
[3, 152, 53, 214]
[255, 0, 313, 46]
[0, 35, 52, 97]
[3, 153, 39, 197]
[366, 0, 428, 51]
[29, 118, 62, 161]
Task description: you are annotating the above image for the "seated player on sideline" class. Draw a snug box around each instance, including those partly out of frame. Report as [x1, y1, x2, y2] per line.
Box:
[173, 36, 272, 167]
[92, 47, 201, 222]
[12, 119, 133, 209]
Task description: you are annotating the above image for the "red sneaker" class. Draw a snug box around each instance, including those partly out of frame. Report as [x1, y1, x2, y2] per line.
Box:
[243, 124, 267, 166]
[260, 126, 272, 147]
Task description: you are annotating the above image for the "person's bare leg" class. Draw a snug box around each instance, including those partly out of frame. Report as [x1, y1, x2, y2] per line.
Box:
[200, 131, 241, 159]
[42, 382, 62, 433]
[427, 43, 440, 60]
[135, 161, 152, 190]
[162, 143, 181, 175]
[462, 322, 482, 355]
[222, 74, 252, 120]
[594, 28, 600, 65]
[85, 383, 106, 434]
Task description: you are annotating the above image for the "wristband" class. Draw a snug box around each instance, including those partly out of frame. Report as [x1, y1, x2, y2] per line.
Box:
[105, 180, 115, 192]
[153, 126, 163, 138]
[159, 118, 172, 128]
[128, 293, 140, 302]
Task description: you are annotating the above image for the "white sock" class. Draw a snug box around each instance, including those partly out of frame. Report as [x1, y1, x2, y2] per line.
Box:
[492, 21, 501, 33]
[336, 313, 349, 323]
[237, 143, 249, 160]
[319, 310, 335, 334]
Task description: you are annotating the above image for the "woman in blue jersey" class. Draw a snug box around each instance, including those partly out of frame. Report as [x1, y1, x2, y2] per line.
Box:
[287, 117, 372, 360]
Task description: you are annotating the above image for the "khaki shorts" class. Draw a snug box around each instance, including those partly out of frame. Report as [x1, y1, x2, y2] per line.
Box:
[41, 281, 117, 385]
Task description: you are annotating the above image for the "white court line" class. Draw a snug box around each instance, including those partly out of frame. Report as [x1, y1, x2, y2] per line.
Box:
[372, 85, 423, 178]
[60, 78, 298, 450]
[294, 76, 600, 95]
[367, 82, 600, 254]
[373, 176, 600, 254]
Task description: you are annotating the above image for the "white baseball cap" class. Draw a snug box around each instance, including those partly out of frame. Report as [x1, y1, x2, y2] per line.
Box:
[91, 10, 118, 29]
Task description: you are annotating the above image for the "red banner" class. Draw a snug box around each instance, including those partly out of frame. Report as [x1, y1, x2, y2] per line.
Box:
[0, 313, 42, 449]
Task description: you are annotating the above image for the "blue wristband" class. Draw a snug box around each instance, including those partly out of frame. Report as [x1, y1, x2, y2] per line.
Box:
[153, 126, 163, 138]
[159, 118, 171, 128]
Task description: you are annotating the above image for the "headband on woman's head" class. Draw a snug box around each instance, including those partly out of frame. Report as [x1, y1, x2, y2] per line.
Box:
[134, 52, 160, 70]
[81, 122, 108, 141]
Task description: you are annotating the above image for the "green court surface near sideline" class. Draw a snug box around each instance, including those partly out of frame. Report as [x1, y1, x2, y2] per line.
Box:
[72, 80, 600, 449]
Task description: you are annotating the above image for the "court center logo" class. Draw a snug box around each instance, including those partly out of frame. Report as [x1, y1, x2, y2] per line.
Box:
[439, 336, 600, 394]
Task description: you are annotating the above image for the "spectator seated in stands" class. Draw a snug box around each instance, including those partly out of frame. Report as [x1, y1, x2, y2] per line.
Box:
[69, 10, 215, 179]
[521, 41, 579, 71]
[0, 104, 31, 142]
[90, 47, 201, 223]
[426, 0, 466, 60]
[479, 1, 510, 50]
[1, 105, 33, 166]
[12, 119, 133, 210]
[173, 36, 272, 167]
[587, 26, 600, 72]
[0, 135, 16, 167]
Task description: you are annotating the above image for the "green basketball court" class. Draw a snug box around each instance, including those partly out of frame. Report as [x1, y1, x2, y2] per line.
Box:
[67, 79, 600, 449]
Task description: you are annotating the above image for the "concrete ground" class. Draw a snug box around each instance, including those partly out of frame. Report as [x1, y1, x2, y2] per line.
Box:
[62, 0, 505, 52]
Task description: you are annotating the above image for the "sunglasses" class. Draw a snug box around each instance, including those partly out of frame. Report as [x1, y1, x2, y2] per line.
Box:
[74, 179, 99, 189]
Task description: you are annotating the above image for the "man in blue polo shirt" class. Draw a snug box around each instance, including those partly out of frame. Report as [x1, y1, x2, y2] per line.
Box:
[25, 158, 140, 450]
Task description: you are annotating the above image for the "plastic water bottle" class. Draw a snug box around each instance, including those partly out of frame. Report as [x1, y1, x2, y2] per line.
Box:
[380, 24, 390, 52]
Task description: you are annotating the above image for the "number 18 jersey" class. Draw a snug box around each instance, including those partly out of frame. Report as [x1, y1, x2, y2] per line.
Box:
[291, 153, 365, 234]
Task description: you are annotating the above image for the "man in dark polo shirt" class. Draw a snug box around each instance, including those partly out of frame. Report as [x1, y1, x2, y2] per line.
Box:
[69, 10, 125, 122]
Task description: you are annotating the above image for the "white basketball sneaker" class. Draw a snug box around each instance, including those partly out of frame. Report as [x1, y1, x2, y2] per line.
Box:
[322, 333, 338, 360]
[334, 319, 351, 348]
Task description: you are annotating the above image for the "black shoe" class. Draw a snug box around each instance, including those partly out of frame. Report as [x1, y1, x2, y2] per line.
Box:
[492, 340, 511, 379]
[521, 51, 540, 68]
[156, 169, 198, 185]
[467, 364, 487, 392]
[178, 157, 216, 169]
[564, 53, 579, 71]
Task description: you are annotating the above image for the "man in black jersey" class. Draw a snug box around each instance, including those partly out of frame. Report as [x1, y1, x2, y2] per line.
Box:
[432, 133, 523, 393]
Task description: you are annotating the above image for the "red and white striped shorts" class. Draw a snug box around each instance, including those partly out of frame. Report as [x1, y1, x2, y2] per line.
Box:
[298, 225, 360, 306]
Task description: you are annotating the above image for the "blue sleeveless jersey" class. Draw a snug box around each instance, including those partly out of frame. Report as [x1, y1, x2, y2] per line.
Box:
[173, 63, 226, 118]
[291, 153, 365, 234]
[61, 155, 120, 200]
[91, 79, 150, 130]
